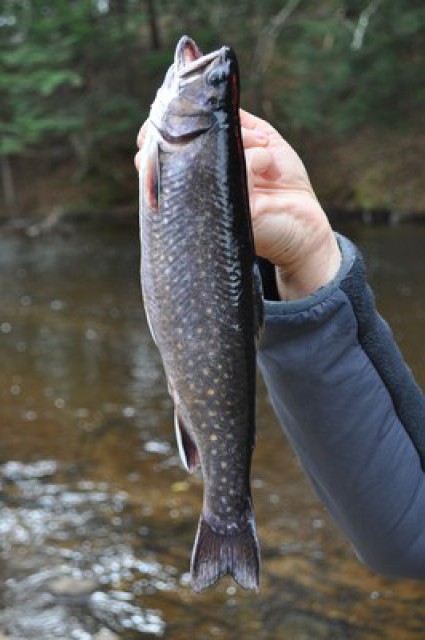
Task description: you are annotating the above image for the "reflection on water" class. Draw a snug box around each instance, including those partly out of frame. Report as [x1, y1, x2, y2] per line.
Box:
[0, 222, 424, 639]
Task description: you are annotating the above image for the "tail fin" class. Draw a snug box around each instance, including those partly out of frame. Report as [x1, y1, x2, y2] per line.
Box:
[190, 513, 260, 592]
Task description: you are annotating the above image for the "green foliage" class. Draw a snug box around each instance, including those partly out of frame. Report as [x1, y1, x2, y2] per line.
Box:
[0, 0, 423, 171]
[1, 29, 84, 155]
[0, 0, 148, 168]
[270, 1, 425, 132]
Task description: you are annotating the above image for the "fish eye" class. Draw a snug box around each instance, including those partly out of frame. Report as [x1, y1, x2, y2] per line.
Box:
[207, 67, 227, 87]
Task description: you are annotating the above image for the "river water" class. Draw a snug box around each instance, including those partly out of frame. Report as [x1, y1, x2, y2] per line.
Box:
[0, 220, 424, 640]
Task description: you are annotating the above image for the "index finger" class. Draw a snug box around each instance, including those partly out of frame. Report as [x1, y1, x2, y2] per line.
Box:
[241, 126, 269, 149]
[240, 108, 277, 135]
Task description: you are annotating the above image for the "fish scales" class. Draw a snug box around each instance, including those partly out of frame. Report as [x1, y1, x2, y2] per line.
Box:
[139, 35, 262, 591]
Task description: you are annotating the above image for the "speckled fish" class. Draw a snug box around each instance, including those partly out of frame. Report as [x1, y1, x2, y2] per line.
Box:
[139, 35, 263, 592]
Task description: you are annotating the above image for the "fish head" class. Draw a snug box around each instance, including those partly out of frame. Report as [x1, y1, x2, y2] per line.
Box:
[149, 36, 239, 143]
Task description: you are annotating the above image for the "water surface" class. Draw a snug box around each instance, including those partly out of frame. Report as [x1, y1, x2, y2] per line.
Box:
[0, 221, 424, 639]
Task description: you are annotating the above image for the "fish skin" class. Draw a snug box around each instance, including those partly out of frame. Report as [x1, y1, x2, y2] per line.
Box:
[139, 35, 262, 592]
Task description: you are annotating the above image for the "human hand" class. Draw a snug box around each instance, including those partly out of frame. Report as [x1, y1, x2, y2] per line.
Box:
[240, 109, 341, 300]
[135, 110, 341, 301]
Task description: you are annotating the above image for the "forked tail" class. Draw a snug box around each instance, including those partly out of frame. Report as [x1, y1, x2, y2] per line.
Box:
[190, 511, 260, 592]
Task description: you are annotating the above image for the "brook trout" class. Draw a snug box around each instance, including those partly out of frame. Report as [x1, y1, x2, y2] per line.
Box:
[139, 35, 263, 592]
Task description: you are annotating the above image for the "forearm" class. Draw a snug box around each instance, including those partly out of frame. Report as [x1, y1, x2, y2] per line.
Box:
[258, 234, 425, 578]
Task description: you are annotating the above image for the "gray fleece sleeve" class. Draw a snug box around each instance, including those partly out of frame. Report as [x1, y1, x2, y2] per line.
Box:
[257, 234, 425, 579]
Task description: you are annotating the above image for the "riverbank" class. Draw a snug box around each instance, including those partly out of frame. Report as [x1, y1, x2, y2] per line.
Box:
[2, 205, 425, 241]
[1, 126, 424, 226]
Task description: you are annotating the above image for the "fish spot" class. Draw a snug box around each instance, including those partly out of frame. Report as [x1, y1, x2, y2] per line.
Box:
[207, 389, 215, 397]
[221, 461, 227, 469]
[210, 434, 218, 442]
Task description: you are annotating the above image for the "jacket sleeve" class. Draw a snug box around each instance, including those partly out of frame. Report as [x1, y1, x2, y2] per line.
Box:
[257, 234, 425, 579]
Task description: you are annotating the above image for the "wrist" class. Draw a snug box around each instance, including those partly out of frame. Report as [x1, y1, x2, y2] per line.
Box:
[275, 231, 342, 301]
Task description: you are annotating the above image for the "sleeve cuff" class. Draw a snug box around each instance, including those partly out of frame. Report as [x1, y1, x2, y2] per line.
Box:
[260, 233, 358, 317]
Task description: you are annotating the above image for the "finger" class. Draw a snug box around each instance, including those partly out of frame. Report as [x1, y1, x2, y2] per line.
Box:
[245, 147, 273, 177]
[240, 108, 262, 130]
[241, 126, 269, 149]
[240, 108, 276, 135]
[137, 121, 148, 149]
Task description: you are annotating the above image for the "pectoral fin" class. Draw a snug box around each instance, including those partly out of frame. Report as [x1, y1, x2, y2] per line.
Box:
[174, 410, 200, 473]
[141, 134, 160, 213]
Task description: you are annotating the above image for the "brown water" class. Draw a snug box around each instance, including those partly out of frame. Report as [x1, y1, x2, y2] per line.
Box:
[0, 221, 424, 640]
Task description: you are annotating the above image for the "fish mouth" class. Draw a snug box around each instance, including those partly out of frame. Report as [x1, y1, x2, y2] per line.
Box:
[150, 36, 234, 144]
[174, 35, 226, 77]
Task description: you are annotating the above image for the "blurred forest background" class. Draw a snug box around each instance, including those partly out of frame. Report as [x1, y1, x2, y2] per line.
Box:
[1, 0, 424, 220]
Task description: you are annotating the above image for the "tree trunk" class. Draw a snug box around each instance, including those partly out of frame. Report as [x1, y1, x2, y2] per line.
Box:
[109, 0, 128, 15]
[146, 0, 161, 50]
[0, 154, 17, 210]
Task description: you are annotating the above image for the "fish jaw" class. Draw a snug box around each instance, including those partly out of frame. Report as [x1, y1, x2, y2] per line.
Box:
[149, 37, 239, 144]
[174, 35, 203, 70]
